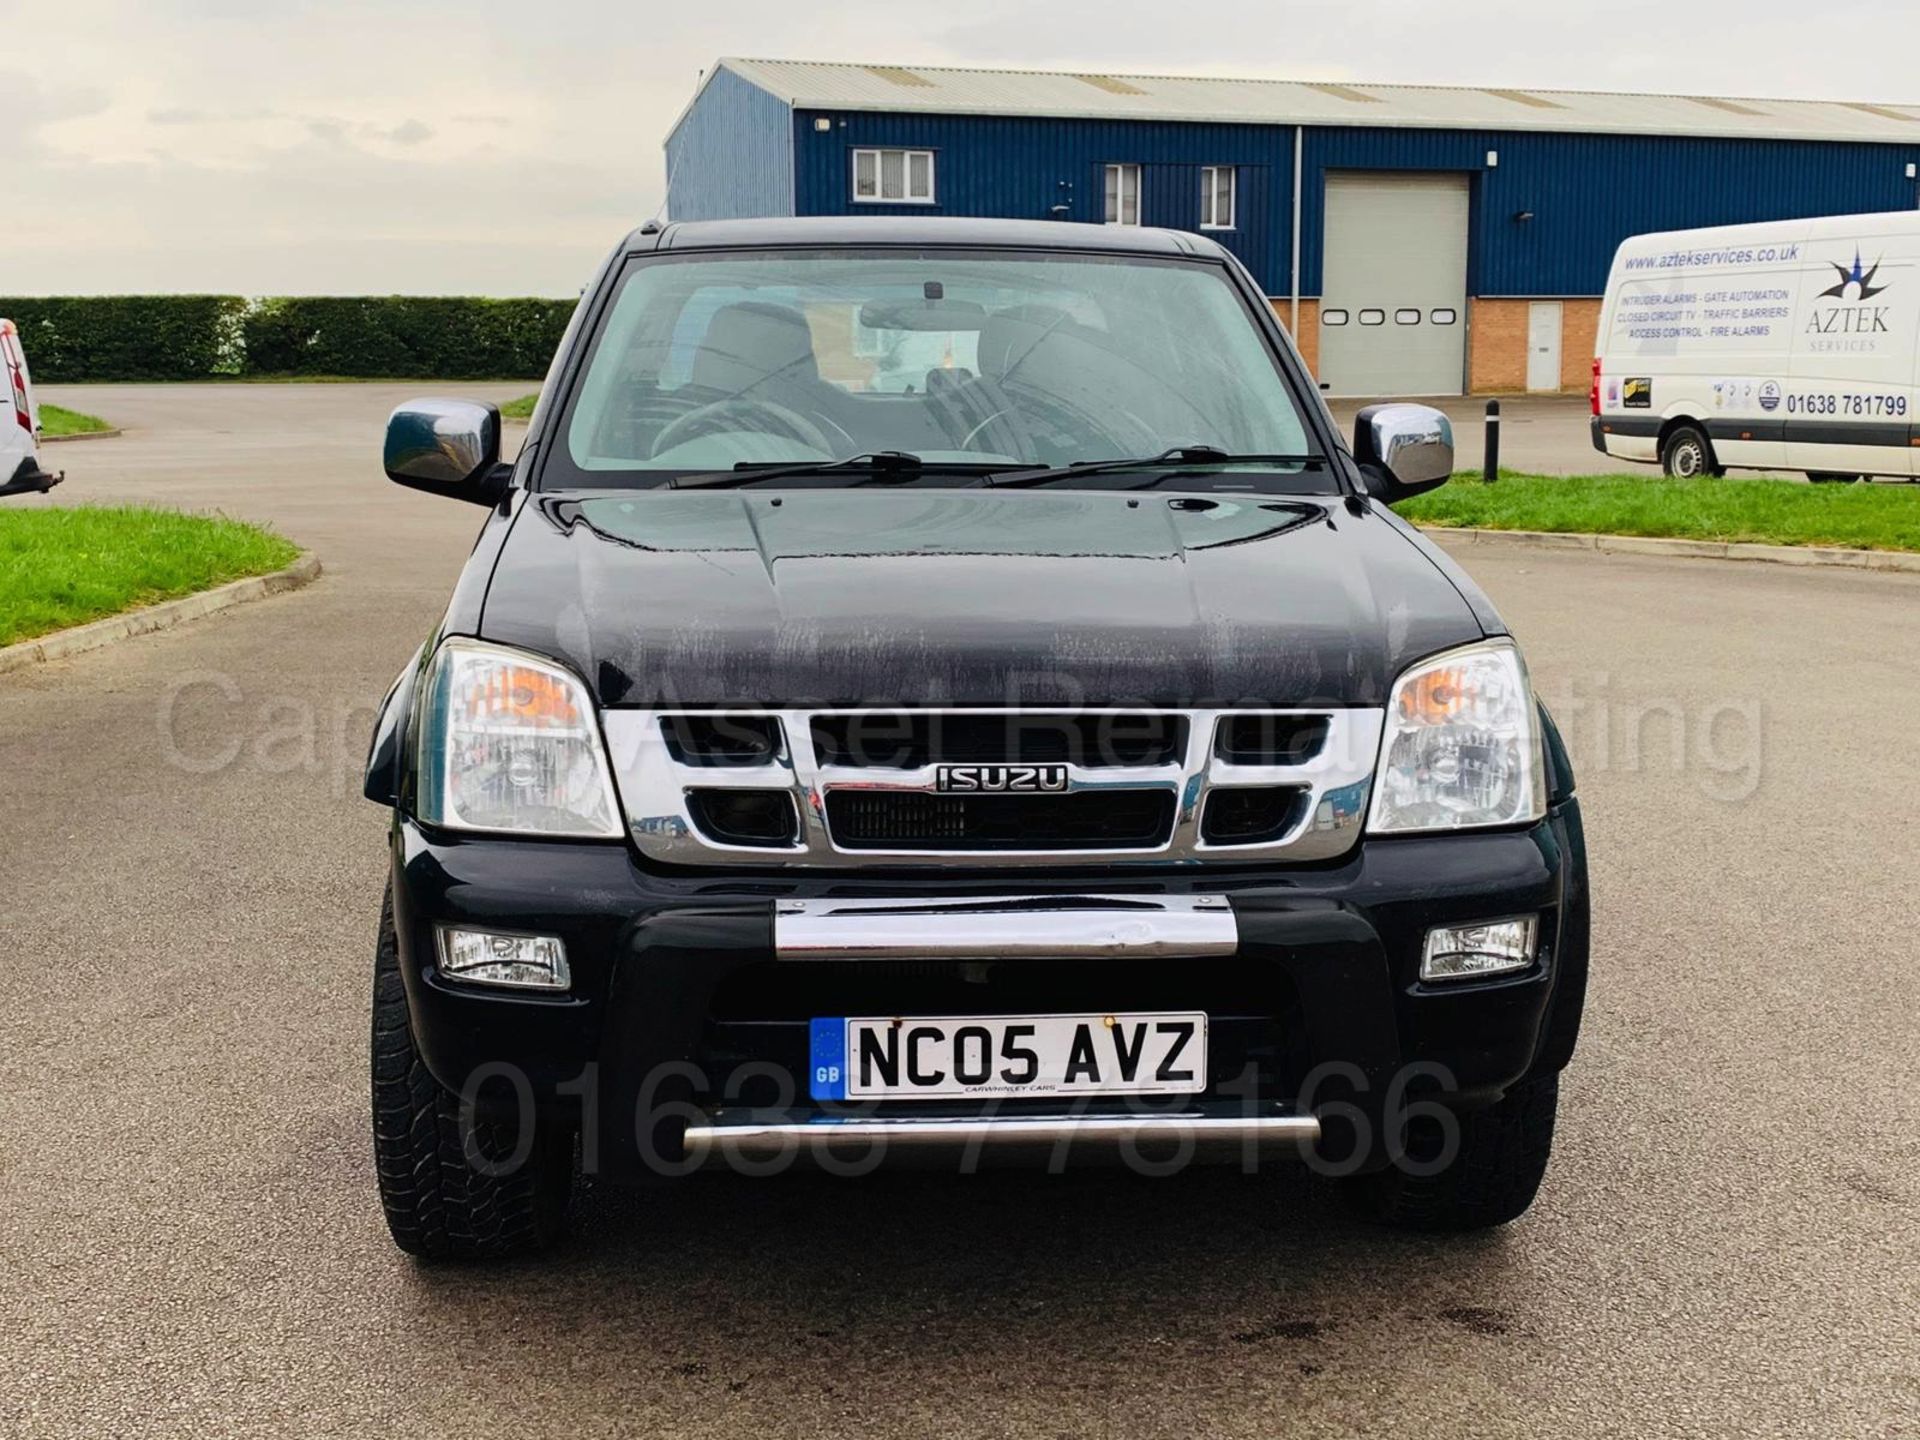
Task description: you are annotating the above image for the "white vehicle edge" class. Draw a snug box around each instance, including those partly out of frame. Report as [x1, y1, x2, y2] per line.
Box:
[1, 318, 62, 498]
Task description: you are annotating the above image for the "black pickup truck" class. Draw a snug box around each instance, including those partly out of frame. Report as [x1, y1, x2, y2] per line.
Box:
[365, 217, 1588, 1261]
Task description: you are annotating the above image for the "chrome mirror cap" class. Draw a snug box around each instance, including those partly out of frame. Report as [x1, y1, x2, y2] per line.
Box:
[1354, 402, 1453, 501]
[384, 398, 501, 493]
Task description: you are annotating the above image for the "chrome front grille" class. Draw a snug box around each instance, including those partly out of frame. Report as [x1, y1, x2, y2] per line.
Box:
[807, 712, 1188, 769]
[826, 787, 1181, 851]
[601, 707, 1383, 868]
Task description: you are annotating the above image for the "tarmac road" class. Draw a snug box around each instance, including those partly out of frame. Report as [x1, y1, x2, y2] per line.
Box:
[1325, 393, 1633, 476]
[4, 384, 1917, 1439]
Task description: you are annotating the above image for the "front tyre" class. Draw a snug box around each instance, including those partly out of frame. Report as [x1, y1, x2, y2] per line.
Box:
[1660, 423, 1721, 479]
[1342, 1075, 1558, 1232]
[371, 884, 573, 1261]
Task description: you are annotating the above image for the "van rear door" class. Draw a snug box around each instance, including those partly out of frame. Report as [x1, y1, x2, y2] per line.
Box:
[0, 319, 60, 496]
[1, 319, 39, 481]
[1784, 218, 1918, 479]
[1, 320, 36, 447]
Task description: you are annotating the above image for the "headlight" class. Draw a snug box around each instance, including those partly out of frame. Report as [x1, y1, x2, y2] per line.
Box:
[415, 638, 624, 838]
[1368, 639, 1545, 834]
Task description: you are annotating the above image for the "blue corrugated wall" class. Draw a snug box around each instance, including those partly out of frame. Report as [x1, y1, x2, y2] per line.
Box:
[790, 111, 1287, 289]
[666, 71, 1919, 296]
[1302, 126, 1918, 295]
[664, 67, 795, 221]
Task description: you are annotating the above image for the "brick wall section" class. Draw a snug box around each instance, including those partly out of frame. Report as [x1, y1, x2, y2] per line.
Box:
[1271, 297, 1320, 378]
[1467, 297, 1603, 394]
[1559, 299, 1602, 390]
[1467, 299, 1529, 392]
[1272, 295, 1600, 395]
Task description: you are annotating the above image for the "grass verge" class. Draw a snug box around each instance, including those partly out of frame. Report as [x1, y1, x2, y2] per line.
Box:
[39, 403, 112, 437]
[1400, 471, 1920, 553]
[0, 506, 301, 647]
[500, 393, 537, 421]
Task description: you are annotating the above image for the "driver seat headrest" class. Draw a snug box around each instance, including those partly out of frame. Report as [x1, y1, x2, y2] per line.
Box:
[691, 302, 821, 395]
[977, 304, 1078, 380]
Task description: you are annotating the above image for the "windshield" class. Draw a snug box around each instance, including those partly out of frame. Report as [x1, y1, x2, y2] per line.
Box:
[547, 248, 1329, 491]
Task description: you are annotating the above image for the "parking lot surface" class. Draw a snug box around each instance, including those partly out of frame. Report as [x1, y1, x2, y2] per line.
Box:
[1326, 394, 1622, 476]
[5, 384, 1917, 1438]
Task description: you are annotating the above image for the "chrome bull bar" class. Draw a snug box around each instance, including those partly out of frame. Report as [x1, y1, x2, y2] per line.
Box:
[682, 1104, 1320, 1166]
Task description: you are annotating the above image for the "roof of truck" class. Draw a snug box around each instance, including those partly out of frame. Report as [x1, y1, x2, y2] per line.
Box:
[629, 215, 1234, 257]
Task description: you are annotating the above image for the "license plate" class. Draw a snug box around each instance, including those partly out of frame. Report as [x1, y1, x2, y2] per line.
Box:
[808, 1012, 1207, 1101]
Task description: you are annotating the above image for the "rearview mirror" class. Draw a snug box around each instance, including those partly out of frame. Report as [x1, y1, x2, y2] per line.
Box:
[857, 299, 989, 331]
[384, 399, 508, 505]
[1353, 403, 1452, 504]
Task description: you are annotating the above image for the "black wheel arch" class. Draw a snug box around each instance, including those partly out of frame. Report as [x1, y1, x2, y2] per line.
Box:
[1657, 414, 1711, 456]
[363, 642, 425, 807]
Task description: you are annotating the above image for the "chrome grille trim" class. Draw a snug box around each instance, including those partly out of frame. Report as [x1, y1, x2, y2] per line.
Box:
[601, 707, 1384, 868]
[772, 894, 1238, 960]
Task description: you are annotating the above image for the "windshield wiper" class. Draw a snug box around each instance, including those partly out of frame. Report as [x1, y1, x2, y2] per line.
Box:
[668, 451, 1013, 490]
[982, 445, 1326, 489]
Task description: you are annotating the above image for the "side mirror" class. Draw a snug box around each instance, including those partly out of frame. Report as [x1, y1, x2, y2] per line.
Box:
[1353, 403, 1452, 504]
[384, 399, 508, 506]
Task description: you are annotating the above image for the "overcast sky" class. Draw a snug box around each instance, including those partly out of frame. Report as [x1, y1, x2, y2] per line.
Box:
[6, 0, 1918, 296]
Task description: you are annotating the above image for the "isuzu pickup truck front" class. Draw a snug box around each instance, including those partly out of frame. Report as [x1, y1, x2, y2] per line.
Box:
[364, 217, 1589, 1262]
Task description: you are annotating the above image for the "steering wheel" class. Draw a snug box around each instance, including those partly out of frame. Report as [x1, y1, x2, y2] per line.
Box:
[932, 373, 1040, 461]
[652, 397, 836, 459]
[1000, 382, 1161, 463]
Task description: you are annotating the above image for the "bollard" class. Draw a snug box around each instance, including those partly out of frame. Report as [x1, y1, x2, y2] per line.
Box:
[1483, 399, 1501, 483]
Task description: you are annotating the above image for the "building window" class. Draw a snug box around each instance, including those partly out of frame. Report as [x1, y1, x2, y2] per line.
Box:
[1104, 163, 1142, 225]
[1394, 308, 1422, 325]
[852, 148, 936, 204]
[1321, 309, 1349, 326]
[1200, 166, 1236, 229]
[1430, 308, 1459, 325]
[1358, 309, 1385, 326]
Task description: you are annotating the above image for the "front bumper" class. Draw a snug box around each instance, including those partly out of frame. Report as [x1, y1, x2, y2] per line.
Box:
[388, 799, 1589, 1178]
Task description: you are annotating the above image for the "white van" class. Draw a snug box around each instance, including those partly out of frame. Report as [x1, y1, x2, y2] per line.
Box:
[1593, 210, 1920, 483]
[0, 318, 60, 497]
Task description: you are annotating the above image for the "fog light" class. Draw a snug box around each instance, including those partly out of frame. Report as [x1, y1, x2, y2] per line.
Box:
[436, 927, 571, 990]
[1421, 916, 1537, 982]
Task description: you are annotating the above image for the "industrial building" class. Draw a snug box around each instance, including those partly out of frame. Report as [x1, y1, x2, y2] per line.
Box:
[664, 59, 1920, 396]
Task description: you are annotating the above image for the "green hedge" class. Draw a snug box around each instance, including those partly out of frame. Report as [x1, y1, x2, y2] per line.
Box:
[0, 295, 574, 382]
[0, 296, 247, 381]
[242, 297, 576, 379]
